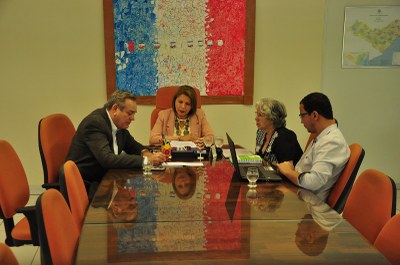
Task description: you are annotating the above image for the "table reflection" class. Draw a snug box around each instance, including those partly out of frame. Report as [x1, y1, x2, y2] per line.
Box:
[295, 189, 343, 257]
[76, 159, 389, 264]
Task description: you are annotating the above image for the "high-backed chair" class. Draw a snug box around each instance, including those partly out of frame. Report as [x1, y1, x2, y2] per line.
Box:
[38, 113, 75, 189]
[326, 143, 365, 213]
[374, 213, 400, 264]
[150, 86, 202, 129]
[304, 133, 317, 150]
[36, 189, 80, 265]
[0, 140, 39, 246]
[0, 243, 19, 265]
[342, 169, 397, 245]
[304, 119, 338, 150]
[59, 160, 89, 232]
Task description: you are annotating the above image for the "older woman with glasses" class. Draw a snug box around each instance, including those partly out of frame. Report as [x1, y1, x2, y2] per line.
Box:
[255, 98, 303, 167]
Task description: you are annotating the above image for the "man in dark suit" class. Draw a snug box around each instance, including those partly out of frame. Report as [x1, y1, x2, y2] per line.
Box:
[67, 90, 165, 183]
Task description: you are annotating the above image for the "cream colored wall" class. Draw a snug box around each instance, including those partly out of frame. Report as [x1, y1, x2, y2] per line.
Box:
[0, 0, 324, 186]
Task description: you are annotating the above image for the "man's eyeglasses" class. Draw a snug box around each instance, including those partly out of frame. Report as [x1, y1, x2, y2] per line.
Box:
[298, 112, 308, 119]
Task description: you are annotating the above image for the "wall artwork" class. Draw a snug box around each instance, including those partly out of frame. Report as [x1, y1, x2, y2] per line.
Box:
[104, 0, 255, 104]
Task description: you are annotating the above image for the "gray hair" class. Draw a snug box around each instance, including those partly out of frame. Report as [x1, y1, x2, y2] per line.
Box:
[255, 98, 287, 128]
[104, 90, 136, 110]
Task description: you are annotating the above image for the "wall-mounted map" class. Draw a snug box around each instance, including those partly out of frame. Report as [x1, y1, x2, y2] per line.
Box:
[342, 6, 400, 68]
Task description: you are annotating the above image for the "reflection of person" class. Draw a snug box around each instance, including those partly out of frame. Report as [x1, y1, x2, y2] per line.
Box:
[154, 167, 198, 200]
[172, 167, 197, 200]
[295, 214, 330, 256]
[92, 178, 138, 223]
[277, 92, 350, 201]
[67, 90, 165, 183]
[149, 85, 214, 144]
[295, 189, 342, 256]
[255, 98, 303, 166]
[254, 185, 285, 212]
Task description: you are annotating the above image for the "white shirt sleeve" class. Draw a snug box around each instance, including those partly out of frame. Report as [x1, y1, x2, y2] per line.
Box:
[295, 125, 350, 201]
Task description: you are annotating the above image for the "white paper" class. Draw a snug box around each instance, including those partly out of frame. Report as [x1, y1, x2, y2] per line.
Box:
[170, 140, 197, 148]
[162, 161, 204, 167]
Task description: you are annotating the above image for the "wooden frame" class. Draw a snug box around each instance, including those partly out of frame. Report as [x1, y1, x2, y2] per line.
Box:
[103, 0, 255, 105]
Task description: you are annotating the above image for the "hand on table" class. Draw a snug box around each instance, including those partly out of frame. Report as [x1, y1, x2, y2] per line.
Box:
[149, 152, 166, 166]
[179, 134, 195, 141]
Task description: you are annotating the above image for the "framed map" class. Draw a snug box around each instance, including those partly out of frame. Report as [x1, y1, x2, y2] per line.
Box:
[103, 0, 255, 105]
[342, 6, 400, 68]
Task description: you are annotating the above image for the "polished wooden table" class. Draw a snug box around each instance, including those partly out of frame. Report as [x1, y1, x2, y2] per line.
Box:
[75, 158, 389, 264]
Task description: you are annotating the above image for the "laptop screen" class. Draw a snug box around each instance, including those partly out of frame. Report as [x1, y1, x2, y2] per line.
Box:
[226, 133, 242, 176]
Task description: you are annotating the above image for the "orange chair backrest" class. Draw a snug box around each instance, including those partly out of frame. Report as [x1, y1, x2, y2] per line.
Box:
[38, 113, 75, 185]
[326, 143, 365, 213]
[0, 243, 19, 265]
[343, 169, 396, 245]
[0, 140, 30, 218]
[150, 86, 202, 129]
[63, 160, 89, 232]
[37, 189, 79, 265]
[374, 214, 400, 264]
[304, 133, 317, 150]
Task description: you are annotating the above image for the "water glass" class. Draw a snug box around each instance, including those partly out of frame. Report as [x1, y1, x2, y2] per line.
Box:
[214, 136, 224, 148]
[204, 135, 214, 148]
[246, 167, 259, 188]
[143, 156, 153, 175]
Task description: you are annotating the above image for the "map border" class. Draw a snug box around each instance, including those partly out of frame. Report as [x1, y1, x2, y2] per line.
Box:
[342, 5, 400, 69]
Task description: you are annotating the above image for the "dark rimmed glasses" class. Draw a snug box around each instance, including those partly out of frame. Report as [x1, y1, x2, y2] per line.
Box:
[298, 112, 308, 119]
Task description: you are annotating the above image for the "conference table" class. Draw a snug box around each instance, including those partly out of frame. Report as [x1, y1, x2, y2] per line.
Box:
[75, 155, 389, 264]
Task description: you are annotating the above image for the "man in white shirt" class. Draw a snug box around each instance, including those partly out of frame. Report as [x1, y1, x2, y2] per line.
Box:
[277, 92, 350, 201]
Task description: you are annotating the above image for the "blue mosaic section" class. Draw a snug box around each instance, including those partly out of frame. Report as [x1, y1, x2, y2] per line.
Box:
[114, 0, 158, 96]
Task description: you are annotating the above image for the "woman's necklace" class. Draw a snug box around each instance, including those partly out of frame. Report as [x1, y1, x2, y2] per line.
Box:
[175, 117, 190, 136]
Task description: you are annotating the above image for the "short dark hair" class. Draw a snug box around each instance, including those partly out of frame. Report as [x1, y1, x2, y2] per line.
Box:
[300, 92, 333, 119]
[104, 90, 136, 110]
[172, 85, 197, 117]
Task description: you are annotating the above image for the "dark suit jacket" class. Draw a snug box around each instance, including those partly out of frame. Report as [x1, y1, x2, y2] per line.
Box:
[67, 108, 145, 182]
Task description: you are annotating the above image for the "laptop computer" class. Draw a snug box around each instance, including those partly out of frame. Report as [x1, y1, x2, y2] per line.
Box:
[226, 133, 282, 182]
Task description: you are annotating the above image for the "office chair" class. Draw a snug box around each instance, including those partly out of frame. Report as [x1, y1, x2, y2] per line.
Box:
[59, 160, 89, 232]
[38, 113, 75, 190]
[0, 243, 19, 265]
[304, 119, 337, 150]
[0, 140, 39, 246]
[374, 213, 400, 264]
[36, 189, 80, 265]
[326, 143, 365, 213]
[150, 86, 202, 129]
[304, 133, 317, 150]
[342, 169, 397, 245]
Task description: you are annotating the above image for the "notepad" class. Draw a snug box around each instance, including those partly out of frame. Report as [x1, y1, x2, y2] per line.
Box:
[237, 154, 263, 164]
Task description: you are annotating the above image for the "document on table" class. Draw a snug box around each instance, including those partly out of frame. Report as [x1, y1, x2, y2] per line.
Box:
[162, 161, 204, 167]
[170, 140, 197, 148]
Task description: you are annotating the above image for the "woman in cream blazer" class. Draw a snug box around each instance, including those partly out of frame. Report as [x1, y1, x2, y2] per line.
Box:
[149, 85, 214, 145]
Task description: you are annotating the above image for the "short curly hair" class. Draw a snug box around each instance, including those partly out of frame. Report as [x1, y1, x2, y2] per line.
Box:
[255, 98, 287, 128]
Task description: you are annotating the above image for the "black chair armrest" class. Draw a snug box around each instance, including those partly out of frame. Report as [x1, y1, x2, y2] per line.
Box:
[15, 205, 39, 245]
[42, 182, 60, 190]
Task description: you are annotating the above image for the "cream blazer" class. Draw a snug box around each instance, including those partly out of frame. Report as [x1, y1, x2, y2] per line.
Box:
[149, 108, 214, 144]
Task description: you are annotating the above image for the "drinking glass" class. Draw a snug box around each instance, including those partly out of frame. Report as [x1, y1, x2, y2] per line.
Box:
[195, 138, 205, 160]
[214, 136, 224, 149]
[246, 188, 259, 206]
[204, 135, 214, 149]
[246, 167, 259, 188]
[143, 156, 153, 175]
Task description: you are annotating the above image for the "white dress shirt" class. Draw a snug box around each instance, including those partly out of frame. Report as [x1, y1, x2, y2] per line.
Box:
[295, 124, 350, 201]
[106, 110, 119, 155]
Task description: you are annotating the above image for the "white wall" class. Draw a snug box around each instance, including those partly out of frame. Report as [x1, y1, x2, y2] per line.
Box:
[0, 0, 324, 186]
[323, 0, 400, 182]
